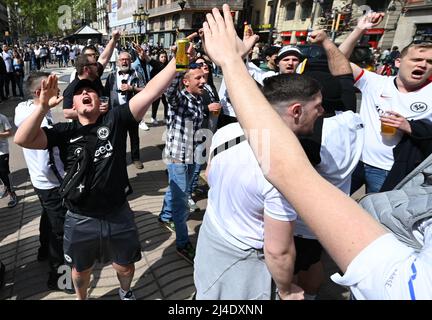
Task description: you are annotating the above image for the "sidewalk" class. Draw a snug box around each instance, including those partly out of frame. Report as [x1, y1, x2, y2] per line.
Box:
[0, 66, 349, 300]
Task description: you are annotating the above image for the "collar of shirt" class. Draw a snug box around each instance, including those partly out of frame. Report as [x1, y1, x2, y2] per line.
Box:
[181, 88, 202, 104]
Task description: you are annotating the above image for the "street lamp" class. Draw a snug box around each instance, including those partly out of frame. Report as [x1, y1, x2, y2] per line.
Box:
[178, 0, 187, 10]
[133, 4, 150, 43]
[387, 0, 404, 12]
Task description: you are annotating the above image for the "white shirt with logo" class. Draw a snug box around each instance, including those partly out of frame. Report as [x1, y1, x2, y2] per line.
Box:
[356, 70, 432, 171]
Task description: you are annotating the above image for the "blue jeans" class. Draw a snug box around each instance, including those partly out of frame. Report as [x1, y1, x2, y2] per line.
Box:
[160, 163, 195, 248]
[188, 163, 201, 196]
[351, 161, 389, 194]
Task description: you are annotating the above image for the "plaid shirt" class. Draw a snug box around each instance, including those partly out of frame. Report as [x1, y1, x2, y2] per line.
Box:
[164, 72, 205, 163]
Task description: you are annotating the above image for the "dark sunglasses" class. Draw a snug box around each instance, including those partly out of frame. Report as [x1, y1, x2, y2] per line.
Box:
[188, 62, 204, 69]
[86, 63, 98, 67]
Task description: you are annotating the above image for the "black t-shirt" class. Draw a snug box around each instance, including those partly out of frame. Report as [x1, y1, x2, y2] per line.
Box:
[43, 105, 138, 217]
[62, 62, 105, 110]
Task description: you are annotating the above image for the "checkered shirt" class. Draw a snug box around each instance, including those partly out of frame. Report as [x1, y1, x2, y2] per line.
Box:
[164, 73, 205, 163]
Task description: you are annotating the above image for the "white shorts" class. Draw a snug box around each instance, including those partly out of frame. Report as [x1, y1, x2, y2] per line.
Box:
[331, 230, 432, 300]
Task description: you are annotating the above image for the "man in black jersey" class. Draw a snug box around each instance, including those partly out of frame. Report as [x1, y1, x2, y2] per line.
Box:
[14, 50, 180, 299]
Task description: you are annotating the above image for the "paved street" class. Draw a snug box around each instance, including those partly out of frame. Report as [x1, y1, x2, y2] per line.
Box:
[0, 65, 349, 300]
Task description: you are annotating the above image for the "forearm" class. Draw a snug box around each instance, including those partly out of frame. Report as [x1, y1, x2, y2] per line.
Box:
[322, 38, 351, 76]
[221, 58, 387, 272]
[14, 104, 48, 149]
[129, 58, 177, 121]
[264, 248, 296, 296]
[0, 131, 11, 138]
[99, 39, 117, 68]
[338, 27, 365, 58]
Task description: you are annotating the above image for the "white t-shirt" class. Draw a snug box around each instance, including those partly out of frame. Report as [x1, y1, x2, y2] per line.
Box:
[331, 229, 432, 300]
[206, 122, 297, 250]
[14, 100, 64, 190]
[355, 70, 432, 171]
[0, 114, 11, 155]
[295, 111, 365, 239]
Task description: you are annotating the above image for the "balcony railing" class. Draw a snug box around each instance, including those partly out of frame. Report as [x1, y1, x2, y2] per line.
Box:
[149, 0, 244, 17]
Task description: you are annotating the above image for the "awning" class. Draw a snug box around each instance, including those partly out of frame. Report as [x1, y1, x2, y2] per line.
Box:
[296, 31, 307, 37]
[365, 28, 385, 35]
[281, 31, 292, 37]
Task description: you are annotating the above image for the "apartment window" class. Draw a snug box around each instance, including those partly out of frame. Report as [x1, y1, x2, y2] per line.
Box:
[285, 2, 296, 21]
[254, 10, 260, 26]
[173, 14, 180, 29]
[300, 0, 313, 21]
[192, 13, 206, 29]
[160, 16, 165, 30]
[366, 0, 388, 13]
[149, 0, 155, 9]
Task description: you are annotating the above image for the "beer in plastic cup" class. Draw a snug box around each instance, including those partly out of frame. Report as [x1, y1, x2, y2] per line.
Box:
[381, 111, 397, 135]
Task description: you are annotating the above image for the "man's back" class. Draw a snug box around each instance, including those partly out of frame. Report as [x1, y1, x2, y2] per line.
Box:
[207, 122, 295, 249]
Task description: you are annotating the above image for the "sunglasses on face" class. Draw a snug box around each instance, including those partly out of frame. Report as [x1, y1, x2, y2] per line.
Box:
[188, 62, 204, 69]
[86, 63, 98, 67]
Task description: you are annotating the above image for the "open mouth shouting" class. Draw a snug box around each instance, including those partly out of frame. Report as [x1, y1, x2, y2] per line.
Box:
[82, 96, 93, 105]
[411, 69, 425, 80]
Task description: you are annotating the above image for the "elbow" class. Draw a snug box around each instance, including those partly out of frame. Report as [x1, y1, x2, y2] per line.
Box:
[14, 133, 25, 147]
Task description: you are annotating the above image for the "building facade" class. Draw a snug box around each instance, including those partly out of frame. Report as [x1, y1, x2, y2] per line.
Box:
[96, 0, 110, 38]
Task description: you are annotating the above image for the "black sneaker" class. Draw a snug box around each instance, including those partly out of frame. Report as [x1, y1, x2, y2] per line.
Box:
[0, 262, 5, 288]
[176, 242, 195, 264]
[158, 217, 176, 232]
[7, 192, 17, 208]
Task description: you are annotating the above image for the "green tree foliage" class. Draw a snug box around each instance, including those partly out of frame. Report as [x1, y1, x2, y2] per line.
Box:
[6, 0, 96, 37]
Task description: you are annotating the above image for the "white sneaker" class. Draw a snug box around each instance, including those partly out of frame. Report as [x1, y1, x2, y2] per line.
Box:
[119, 288, 136, 300]
[150, 117, 158, 125]
[188, 198, 200, 212]
[139, 121, 149, 131]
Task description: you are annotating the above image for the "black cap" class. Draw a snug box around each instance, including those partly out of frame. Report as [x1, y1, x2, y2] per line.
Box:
[72, 79, 100, 96]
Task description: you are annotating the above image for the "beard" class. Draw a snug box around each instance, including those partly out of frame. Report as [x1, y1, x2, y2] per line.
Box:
[119, 65, 130, 73]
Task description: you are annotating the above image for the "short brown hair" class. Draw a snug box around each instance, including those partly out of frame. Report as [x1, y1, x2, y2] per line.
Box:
[76, 54, 95, 75]
[400, 42, 432, 58]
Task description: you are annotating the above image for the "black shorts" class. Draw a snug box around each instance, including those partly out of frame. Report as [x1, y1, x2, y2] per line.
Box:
[294, 236, 323, 274]
[63, 203, 142, 272]
[0, 154, 10, 173]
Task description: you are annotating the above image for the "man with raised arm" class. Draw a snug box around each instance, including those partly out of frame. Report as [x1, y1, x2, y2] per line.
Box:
[200, 4, 431, 300]
[339, 12, 432, 193]
[14, 40, 182, 299]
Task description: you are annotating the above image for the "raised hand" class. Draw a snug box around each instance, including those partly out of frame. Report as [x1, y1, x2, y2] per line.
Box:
[202, 4, 244, 67]
[238, 24, 260, 58]
[40, 75, 63, 111]
[357, 12, 385, 30]
[112, 30, 121, 41]
[308, 29, 328, 45]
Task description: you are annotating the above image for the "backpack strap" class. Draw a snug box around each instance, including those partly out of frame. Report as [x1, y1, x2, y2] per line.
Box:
[210, 135, 246, 161]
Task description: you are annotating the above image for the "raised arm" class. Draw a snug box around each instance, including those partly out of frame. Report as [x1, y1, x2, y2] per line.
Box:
[14, 75, 63, 149]
[202, 4, 387, 272]
[129, 32, 198, 121]
[98, 30, 121, 69]
[309, 30, 351, 76]
[338, 12, 384, 79]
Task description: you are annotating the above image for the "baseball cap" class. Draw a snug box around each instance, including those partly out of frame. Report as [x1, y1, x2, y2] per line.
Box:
[276, 45, 304, 62]
[72, 79, 100, 96]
